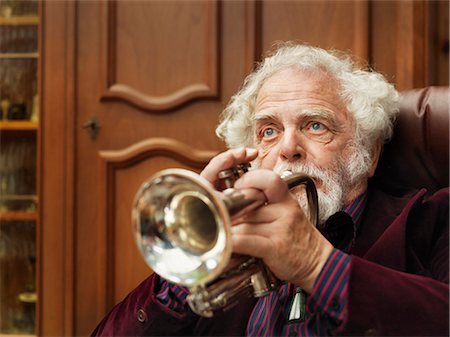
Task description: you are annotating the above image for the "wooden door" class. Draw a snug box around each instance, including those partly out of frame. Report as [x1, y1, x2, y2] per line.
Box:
[41, 0, 447, 335]
[73, 1, 256, 334]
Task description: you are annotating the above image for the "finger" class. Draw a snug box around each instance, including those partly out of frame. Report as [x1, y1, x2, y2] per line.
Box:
[200, 148, 258, 184]
[231, 202, 283, 225]
[234, 169, 290, 203]
[232, 234, 272, 259]
[228, 187, 268, 221]
[231, 221, 274, 237]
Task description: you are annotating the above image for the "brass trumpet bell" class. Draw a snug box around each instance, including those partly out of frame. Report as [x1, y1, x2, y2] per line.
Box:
[133, 169, 233, 287]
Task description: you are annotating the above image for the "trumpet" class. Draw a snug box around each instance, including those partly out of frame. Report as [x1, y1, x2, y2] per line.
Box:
[132, 163, 318, 317]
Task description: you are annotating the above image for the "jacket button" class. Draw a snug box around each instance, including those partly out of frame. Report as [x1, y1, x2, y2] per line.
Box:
[137, 308, 147, 323]
[331, 298, 340, 311]
[365, 328, 378, 336]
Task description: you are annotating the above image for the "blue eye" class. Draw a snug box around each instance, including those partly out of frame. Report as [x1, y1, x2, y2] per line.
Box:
[263, 128, 275, 138]
[310, 122, 324, 132]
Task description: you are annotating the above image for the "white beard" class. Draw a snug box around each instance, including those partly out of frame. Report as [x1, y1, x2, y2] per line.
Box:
[272, 160, 345, 227]
[252, 143, 372, 227]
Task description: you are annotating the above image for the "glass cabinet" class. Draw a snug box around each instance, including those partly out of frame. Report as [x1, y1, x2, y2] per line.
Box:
[0, 0, 39, 335]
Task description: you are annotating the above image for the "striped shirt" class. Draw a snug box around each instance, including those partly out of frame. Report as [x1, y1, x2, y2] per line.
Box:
[157, 192, 368, 336]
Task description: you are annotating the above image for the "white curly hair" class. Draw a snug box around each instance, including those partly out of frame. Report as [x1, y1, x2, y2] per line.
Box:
[216, 43, 399, 153]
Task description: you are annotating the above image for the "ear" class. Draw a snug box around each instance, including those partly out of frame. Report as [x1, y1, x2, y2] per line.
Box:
[368, 140, 382, 178]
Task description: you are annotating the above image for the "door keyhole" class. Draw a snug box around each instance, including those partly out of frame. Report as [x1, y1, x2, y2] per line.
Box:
[83, 116, 101, 139]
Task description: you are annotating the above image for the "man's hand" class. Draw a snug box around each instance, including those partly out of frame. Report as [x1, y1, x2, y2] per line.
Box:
[231, 169, 334, 294]
[200, 147, 259, 186]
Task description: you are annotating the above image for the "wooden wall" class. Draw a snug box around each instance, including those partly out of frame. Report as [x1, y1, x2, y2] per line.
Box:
[39, 0, 449, 335]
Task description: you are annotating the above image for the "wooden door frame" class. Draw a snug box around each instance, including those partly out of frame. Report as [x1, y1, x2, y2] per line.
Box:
[39, 0, 76, 335]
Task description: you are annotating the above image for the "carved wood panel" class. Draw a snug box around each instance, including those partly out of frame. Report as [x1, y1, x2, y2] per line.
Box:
[259, 0, 370, 60]
[100, 0, 220, 111]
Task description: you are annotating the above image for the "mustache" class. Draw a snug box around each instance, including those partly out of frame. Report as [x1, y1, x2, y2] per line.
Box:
[272, 161, 333, 186]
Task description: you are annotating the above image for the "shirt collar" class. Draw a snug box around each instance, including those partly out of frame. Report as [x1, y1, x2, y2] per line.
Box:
[342, 190, 368, 230]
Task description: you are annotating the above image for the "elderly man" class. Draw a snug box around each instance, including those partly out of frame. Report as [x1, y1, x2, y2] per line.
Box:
[92, 43, 449, 336]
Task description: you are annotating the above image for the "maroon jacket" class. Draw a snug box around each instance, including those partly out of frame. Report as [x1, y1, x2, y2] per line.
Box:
[92, 185, 449, 336]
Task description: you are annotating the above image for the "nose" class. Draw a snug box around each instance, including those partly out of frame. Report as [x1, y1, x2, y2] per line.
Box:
[279, 129, 304, 162]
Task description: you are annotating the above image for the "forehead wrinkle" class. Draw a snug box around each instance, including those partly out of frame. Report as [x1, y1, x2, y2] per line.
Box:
[253, 107, 336, 123]
[252, 110, 278, 123]
[301, 108, 336, 121]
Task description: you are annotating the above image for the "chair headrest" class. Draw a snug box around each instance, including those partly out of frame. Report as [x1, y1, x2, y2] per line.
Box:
[373, 86, 449, 194]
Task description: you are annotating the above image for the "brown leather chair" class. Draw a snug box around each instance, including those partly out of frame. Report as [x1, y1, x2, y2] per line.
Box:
[374, 86, 449, 194]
